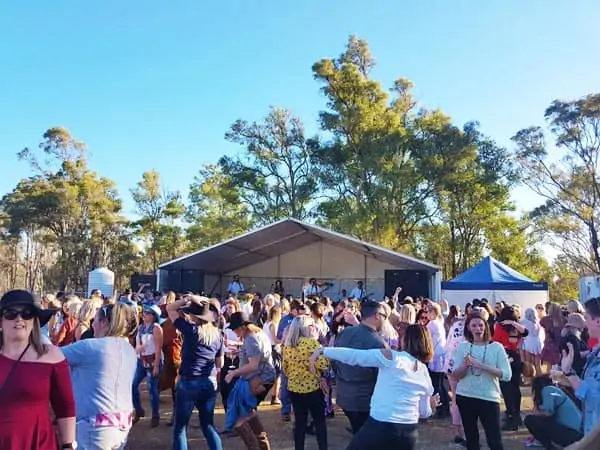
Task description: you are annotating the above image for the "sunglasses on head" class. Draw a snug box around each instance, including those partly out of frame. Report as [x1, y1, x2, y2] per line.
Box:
[2, 307, 37, 321]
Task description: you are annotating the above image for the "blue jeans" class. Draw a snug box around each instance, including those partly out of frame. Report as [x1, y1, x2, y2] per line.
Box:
[132, 359, 162, 418]
[279, 373, 292, 416]
[173, 378, 222, 450]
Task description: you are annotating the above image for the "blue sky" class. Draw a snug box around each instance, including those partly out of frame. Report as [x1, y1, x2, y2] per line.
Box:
[1, 0, 598, 226]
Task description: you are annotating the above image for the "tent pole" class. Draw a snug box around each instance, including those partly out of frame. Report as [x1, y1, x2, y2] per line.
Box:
[364, 255, 367, 297]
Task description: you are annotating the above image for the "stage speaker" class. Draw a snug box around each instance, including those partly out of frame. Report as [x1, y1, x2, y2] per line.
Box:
[166, 269, 182, 293]
[385, 270, 430, 299]
[130, 273, 156, 291]
[181, 269, 204, 294]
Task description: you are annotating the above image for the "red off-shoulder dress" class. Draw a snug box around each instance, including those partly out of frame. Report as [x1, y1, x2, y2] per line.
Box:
[0, 355, 76, 450]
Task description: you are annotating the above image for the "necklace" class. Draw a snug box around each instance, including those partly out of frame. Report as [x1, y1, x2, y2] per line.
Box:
[469, 343, 487, 376]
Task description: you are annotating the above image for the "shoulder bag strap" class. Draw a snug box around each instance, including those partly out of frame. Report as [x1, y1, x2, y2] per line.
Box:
[0, 343, 31, 393]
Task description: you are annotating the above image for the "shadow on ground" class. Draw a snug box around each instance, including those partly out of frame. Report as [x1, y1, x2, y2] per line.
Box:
[128, 388, 533, 449]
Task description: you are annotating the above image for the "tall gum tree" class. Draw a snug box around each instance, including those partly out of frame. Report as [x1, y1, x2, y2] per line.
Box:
[513, 93, 600, 273]
[310, 36, 436, 252]
[220, 107, 318, 225]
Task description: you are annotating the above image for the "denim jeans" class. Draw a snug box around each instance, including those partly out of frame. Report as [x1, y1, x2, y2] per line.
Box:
[76, 420, 130, 450]
[279, 373, 292, 416]
[132, 359, 162, 418]
[173, 377, 222, 450]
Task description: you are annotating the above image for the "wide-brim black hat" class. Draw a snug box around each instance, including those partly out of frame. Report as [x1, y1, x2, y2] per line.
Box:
[0, 289, 57, 327]
[179, 302, 216, 323]
[228, 311, 252, 331]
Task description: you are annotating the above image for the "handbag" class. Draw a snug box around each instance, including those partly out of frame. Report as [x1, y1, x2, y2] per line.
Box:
[140, 354, 156, 369]
[0, 343, 30, 393]
[249, 376, 267, 397]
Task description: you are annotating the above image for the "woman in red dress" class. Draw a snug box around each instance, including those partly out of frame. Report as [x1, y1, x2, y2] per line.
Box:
[0, 289, 77, 449]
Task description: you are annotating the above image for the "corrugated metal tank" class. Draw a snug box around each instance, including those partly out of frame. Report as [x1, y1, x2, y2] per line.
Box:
[87, 267, 115, 298]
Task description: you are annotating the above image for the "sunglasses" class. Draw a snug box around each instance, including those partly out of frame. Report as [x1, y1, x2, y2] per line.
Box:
[2, 307, 37, 321]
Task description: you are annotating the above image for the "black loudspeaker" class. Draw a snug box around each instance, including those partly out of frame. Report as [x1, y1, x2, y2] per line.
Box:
[181, 269, 204, 294]
[385, 270, 430, 299]
[166, 270, 182, 292]
[130, 274, 156, 291]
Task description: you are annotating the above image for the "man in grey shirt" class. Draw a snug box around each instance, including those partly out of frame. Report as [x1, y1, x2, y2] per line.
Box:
[332, 300, 387, 434]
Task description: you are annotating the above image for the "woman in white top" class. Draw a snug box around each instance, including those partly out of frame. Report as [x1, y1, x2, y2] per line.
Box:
[263, 305, 282, 405]
[132, 305, 164, 427]
[444, 316, 467, 445]
[310, 324, 438, 450]
[520, 307, 545, 377]
[427, 302, 449, 417]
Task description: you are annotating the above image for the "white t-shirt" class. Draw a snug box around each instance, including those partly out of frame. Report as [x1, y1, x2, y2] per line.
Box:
[324, 348, 434, 424]
[224, 326, 240, 354]
[427, 319, 447, 372]
[262, 320, 277, 346]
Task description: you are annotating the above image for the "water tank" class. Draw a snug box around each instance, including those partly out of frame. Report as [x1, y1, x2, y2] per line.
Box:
[87, 267, 115, 298]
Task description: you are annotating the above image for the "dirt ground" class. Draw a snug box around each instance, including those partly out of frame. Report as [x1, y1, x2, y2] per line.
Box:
[127, 388, 534, 450]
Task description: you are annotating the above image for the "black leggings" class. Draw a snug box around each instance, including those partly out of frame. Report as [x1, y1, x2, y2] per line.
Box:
[346, 417, 417, 450]
[456, 395, 504, 450]
[290, 390, 327, 450]
[524, 414, 583, 449]
[500, 350, 522, 423]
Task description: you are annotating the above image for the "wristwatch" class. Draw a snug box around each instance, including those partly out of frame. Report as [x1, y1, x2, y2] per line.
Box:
[62, 443, 77, 449]
[564, 370, 576, 377]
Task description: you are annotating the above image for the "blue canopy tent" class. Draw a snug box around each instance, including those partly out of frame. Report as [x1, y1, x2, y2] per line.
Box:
[441, 256, 548, 309]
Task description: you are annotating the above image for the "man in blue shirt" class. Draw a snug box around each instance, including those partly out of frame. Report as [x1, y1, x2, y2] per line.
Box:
[277, 299, 306, 421]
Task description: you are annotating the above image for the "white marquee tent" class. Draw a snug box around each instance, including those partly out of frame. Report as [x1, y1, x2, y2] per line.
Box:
[158, 218, 442, 300]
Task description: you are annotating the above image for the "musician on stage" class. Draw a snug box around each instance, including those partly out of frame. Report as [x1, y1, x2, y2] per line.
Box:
[227, 274, 245, 295]
[303, 278, 331, 298]
[349, 281, 366, 300]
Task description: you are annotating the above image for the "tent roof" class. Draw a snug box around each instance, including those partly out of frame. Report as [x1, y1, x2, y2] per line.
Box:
[159, 218, 440, 274]
[442, 256, 548, 291]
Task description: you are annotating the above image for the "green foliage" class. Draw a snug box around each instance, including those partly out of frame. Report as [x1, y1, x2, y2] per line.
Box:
[1, 128, 131, 291]
[220, 107, 318, 224]
[131, 170, 185, 271]
[185, 164, 253, 250]
[513, 93, 600, 273]
[311, 36, 434, 252]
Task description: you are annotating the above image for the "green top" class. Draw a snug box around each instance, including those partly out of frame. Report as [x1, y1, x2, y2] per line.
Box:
[454, 341, 512, 403]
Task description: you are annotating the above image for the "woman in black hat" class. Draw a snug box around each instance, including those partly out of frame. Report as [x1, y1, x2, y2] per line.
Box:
[166, 295, 224, 450]
[223, 311, 276, 450]
[0, 289, 76, 449]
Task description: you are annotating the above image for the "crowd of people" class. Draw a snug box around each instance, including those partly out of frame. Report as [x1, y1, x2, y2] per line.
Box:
[1, 280, 600, 450]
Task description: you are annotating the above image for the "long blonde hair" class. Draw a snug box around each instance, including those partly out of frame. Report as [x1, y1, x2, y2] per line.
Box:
[77, 300, 97, 327]
[399, 304, 416, 324]
[269, 305, 282, 328]
[283, 316, 314, 348]
[101, 303, 138, 338]
[189, 314, 221, 347]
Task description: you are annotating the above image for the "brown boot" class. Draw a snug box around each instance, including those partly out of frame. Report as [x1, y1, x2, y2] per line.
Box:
[235, 423, 260, 450]
[247, 416, 271, 450]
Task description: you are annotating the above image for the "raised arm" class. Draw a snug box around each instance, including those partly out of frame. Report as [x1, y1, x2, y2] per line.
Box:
[316, 347, 392, 368]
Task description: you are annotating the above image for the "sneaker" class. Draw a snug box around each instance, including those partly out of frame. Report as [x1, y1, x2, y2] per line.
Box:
[282, 414, 291, 422]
